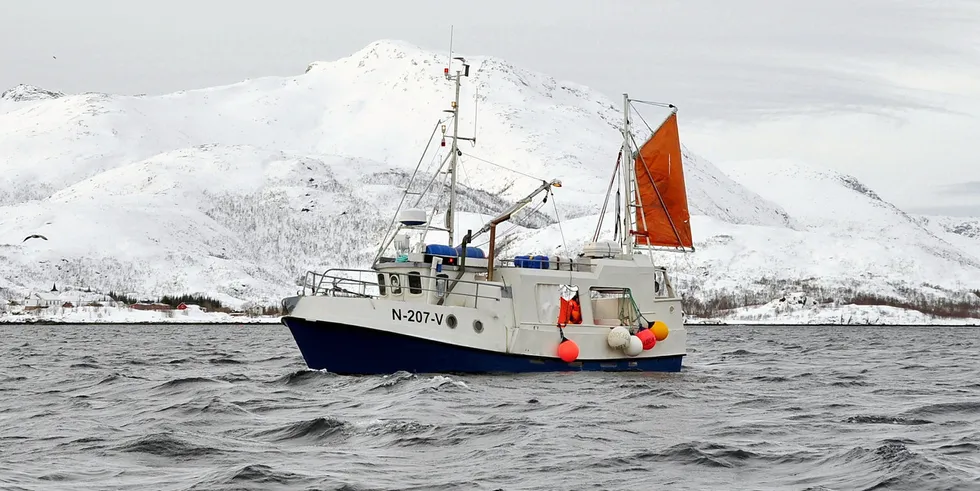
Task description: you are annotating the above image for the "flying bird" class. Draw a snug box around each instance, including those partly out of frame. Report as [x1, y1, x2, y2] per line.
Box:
[23, 234, 48, 242]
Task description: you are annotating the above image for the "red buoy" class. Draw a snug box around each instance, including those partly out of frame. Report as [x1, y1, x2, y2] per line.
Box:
[636, 329, 656, 350]
[557, 339, 579, 362]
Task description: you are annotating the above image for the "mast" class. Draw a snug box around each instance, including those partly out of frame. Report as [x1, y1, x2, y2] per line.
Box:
[592, 94, 693, 254]
[443, 56, 471, 246]
[620, 93, 634, 255]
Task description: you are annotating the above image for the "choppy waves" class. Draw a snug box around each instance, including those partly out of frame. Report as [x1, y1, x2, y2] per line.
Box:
[0, 324, 978, 490]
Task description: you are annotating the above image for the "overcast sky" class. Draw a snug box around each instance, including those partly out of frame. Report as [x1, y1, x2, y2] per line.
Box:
[3, 0, 979, 215]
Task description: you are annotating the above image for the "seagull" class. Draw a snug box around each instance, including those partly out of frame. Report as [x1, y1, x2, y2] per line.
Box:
[23, 234, 48, 242]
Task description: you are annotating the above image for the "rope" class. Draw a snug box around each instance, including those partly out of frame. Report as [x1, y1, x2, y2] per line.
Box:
[548, 189, 575, 286]
[550, 190, 568, 253]
[618, 288, 652, 329]
[618, 290, 631, 324]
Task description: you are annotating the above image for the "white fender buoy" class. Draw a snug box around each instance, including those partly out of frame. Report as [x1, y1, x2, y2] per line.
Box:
[607, 326, 630, 349]
[624, 335, 643, 357]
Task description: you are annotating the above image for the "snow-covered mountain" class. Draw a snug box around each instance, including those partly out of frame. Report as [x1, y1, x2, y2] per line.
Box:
[1, 40, 978, 322]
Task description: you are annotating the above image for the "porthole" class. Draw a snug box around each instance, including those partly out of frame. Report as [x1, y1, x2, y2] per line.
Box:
[447, 314, 458, 329]
[473, 319, 484, 333]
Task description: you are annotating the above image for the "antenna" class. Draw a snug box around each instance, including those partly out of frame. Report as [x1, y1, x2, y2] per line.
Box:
[440, 31, 475, 246]
[472, 86, 479, 146]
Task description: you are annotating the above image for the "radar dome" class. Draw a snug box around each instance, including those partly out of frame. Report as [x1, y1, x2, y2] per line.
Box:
[397, 208, 427, 226]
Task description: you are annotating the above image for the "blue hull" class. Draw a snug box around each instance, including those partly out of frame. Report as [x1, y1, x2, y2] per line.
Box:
[281, 316, 684, 375]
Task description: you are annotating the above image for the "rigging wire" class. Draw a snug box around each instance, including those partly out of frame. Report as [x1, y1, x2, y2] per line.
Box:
[411, 113, 457, 208]
[549, 188, 575, 286]
[452, 151, 555, 252]
[374, 118, 444, 262]
[629, 101, 656, 136]
[592, 150, 622, 243]
[460, 152, 545, 182]
[550, 189, 568, 253]
[415, 167, 452, 250]
[469, 197, 549, 251]
[412, 151, 452, 209]
[419, 142, 447, 186]
[455, 157, 492, 228]
[629, 99, 676, 108]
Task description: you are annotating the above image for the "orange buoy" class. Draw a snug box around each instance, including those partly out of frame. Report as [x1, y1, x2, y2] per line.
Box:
[636, 328, 656, 350]
[557, 339, 579, 362]
[651, 321, 669, 341]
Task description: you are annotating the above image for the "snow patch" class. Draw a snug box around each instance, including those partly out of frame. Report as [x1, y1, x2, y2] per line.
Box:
[1, 84, 65, 102]
[0, 40, 978, 324]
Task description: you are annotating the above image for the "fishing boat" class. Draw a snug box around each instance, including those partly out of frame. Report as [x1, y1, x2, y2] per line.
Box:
[279, 54, 695, 374]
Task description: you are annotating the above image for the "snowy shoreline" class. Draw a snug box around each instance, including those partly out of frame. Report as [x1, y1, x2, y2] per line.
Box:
[3, 317, 977, 327]
[0, 320, 281, 325]
[0, 304, 283, 325]
[2, 321, 976, 327]
[4, 293, 979, 326]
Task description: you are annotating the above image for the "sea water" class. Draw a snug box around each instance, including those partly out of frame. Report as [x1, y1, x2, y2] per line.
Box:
[1, 324, 977, 490]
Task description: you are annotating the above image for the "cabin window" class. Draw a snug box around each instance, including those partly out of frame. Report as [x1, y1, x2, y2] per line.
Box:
[654, 271, 666, 297]
[377, 273, 386, 296]
[436, 274, 448, 298]
[653, 270, 673, 298]
[536, 284, 581, 324]
[589, 287, 636, 326]
[535, 284, 562, 323]
[389, 273, 401, 295]
[408, 271, 422, 295]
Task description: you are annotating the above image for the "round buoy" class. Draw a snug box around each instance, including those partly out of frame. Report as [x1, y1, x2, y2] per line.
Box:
[606, 326, 630, 349]
[651, 321, 669, 341]
[558, 339, 579, 362]
[636, 329, 656, 350]
[624, 335, 643, 356]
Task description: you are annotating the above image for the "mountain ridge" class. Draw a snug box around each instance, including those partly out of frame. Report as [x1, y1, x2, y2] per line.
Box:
[1, 39, 978, 322]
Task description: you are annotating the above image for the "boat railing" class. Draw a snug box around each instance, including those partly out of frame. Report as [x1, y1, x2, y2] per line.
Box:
[495, 257, 670, 281]
[494, 256, 592, 272]
[300, 268, 504, 307]
[301, 269, 379, 298]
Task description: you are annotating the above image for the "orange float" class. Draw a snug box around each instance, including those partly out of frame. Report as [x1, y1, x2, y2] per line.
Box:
[636, 329, 656, 350]
[557, 339, 579, 362]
